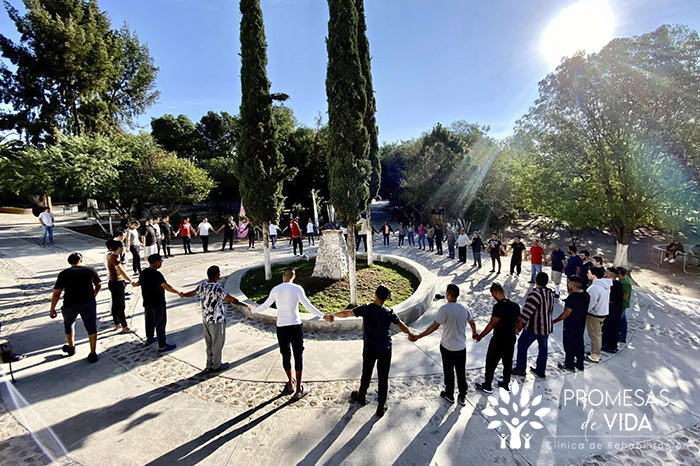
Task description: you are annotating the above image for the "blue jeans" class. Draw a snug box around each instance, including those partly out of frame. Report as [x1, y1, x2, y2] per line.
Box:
[620, 308, 628, 342]
[270, 235, 277, 248]
[407, 232, 415, 246]
[515, 329, 549, 376]
[530, 264, 542, 282]
[307, 233, 315, 245]
[418, 235, 426, 248]
[383, 233, 390, 246]
[427, 237, 434, 250]
[41, 225, 53, 244]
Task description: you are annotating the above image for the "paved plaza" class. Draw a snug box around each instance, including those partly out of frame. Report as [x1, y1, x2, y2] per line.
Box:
[1, 212, 700, 466]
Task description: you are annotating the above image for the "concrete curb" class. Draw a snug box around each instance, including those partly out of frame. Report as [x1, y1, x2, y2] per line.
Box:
[224, 252, 439, 332]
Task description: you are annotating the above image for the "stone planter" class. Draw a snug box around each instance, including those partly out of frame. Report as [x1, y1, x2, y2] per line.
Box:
[225, 253, 438, 332]
[312, 230, 348, 279]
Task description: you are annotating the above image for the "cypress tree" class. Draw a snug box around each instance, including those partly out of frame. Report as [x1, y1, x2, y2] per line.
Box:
[356, 0, 380, 265]
[326, 0, 371, 304]
[237, 0, 294, 280]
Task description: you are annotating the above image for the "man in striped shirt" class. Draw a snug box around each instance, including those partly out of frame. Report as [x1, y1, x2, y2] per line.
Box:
[512, 272, 555, 378]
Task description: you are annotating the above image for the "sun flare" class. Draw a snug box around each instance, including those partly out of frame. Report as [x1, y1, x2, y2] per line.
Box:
[541, 0, 615, 68]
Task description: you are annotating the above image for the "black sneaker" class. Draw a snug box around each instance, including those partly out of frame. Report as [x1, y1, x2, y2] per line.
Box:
[440, 391, 455, 403]
[530, 367, 546, 378]
[558, 362, 575, 373]
[62, 345, 75, 357]
[475, 382, 493, 394]
[351, 391, 367, 406]
[376, 404, 388, 418]
[458, 394, 467, 406]
[497, 381, 510, 391]
[511, 368, 526, 376]
[87, 352, 98, 364]
[210, 362, 230, 372]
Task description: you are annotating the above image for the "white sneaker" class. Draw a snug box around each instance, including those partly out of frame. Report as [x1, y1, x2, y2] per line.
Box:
[669, 259, 676, 263]
[664, 257, 669, 261]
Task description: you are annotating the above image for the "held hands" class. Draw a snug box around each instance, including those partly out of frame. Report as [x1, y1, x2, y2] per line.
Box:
[323, 315, 335, 323]
[408, 332, 420, 342]
[178, 292, 185, 298]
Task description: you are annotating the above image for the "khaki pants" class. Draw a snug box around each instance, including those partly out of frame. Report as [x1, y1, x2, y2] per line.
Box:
[586, 315, 606, 361]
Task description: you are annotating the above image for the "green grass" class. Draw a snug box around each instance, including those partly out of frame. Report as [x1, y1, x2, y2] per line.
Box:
[241, 259, 419, 314]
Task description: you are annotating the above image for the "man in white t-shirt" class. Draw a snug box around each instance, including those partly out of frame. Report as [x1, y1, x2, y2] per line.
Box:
[254, 268, 334, 400]
[411, 284, 476, 406]
[269, 223, 280, 249]
[306, 218, 316, 246]
[197, 218, 215, 253]
[39, 206, 55, 245]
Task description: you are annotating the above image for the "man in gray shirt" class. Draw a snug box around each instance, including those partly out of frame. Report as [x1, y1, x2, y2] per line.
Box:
[411, 284, 476, 405]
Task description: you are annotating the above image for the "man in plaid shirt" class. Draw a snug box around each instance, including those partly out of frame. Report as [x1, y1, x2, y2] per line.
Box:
[512, 272, 554, 378]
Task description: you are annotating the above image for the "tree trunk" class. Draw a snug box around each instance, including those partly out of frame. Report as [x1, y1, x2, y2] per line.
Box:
[263, 221, 272, 281]
[347, 222, 358, 305]
[108, 207, 113, 236]
[366, 203, 374, 266]
[611, 225, 632, 268]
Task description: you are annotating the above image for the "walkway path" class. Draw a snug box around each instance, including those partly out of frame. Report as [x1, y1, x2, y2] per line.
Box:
[1, 211, 699, 466]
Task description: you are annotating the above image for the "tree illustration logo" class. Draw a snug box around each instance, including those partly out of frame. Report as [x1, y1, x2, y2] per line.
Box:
[482, 381, 550, 449]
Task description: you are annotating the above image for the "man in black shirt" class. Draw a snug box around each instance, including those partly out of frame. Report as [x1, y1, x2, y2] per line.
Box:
[134, 254, 184, 352]
[160, 216, 174, 258]
[508, 236, 527, 276]
[553, 276, 590, 371]
[487, 233, 504, 274]
[50, 253, 102, 363]
[331, 285, 415, 418]
[475, 283, 521, 394]
[601, 268, 624, 354]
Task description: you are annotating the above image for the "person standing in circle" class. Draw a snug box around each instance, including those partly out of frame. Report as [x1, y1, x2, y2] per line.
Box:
[49, 253, 102, 363]
[106, 240, 138, 333]
[218, 216, 238, 251]
[177, 218, 196, 254]
[160, 216, 174, 258]
[197, 217, 215, 253]
[126, 221, 142, 275]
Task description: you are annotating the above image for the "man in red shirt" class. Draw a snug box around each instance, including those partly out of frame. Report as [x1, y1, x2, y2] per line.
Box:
[527, 239, 545, 284]
[290, 217, 305, 257]
[177, 218, 196, 254]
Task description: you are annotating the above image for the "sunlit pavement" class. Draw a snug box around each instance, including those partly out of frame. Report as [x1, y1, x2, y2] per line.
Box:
[1, 211, 700, 466]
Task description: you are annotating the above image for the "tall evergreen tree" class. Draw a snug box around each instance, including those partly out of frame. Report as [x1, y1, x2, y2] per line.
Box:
[237, 0, 295, 281]
[0, 0, 159, 144]
[326, 0, 371, 305]
[356, 0, 380, 265]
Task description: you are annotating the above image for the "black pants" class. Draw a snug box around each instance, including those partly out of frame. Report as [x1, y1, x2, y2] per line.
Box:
[293, 238, 304, 255]
[108, 280, 127, 327]
[458, 246, 467, 263]
[602, 308, 622, 352]
[163, 241, 171, 257]
[472, 250, 482, 266]
[156, 240, 162, 255]
[222, 233, 234, 250]
[510, 258, 522, 275]
[182, 236, 192, 254]
[130, 245, 141, 274]
[398, 235, 405, 247]
[359, 349, 392, 407]
[276, 325, 304, 372]
[440, 345, 467, 397]
[490, 255, 501, 272]
[563, 323, 585, 370]
[248, 232, 255, 248]
[201, 235, 209, 252]
[356, 234, 368, 252]
[145, 306, 167, 345]
[436, 240, 443, 255]
[484, 337, 515, 388]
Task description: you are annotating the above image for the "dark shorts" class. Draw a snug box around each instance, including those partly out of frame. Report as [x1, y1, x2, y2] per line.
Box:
[62, 301, 98, 335]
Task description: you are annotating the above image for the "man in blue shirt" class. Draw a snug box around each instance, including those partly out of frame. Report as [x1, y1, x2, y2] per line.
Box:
[546, 244, 567, 299]
[565, 245, 583, 289]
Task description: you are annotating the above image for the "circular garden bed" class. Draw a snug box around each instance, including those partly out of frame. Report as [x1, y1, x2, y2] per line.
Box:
[240, 258, 419, 314]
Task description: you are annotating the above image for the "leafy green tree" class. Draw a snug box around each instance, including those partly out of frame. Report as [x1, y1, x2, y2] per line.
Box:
[237, 0, 295, 280]
[195, 111, 239, 160]
[516, 25, 700, 266]
[150, 114, 197, 158]
[326, 0, 371, 304]
[356, 0, 380, 265]
[0, 0, 158, 144]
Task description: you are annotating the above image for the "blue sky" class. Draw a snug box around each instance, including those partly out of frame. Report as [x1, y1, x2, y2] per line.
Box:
[2, 0, 699, 142]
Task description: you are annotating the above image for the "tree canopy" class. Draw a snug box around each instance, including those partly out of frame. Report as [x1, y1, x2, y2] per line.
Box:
[0, 0, 159, 144]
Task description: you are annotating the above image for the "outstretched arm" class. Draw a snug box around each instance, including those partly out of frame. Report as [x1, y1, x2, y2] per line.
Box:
[332, 310, 355, 318]
[224, 294, 254, 310]
[161, 282, 182, 297]
[397, 320, 415, 338]
[411, 321, 440, 341]
[181, 290, 197, 298]
[475, 316, 500, 341]
[553, 307, 572, 324]
[297, 289, 326, 318]
[254, 293, 276, 313]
